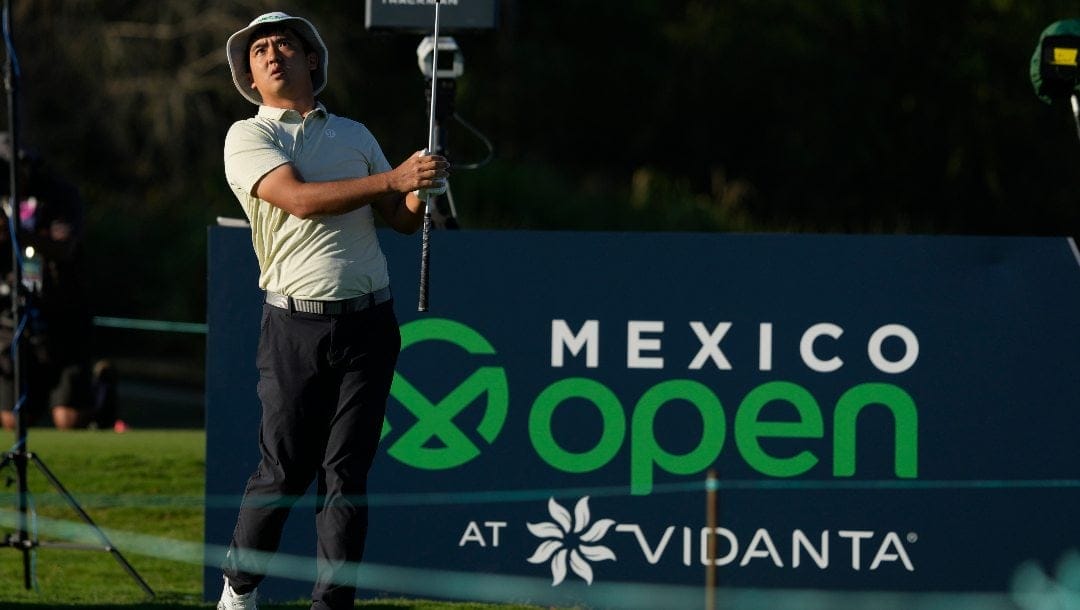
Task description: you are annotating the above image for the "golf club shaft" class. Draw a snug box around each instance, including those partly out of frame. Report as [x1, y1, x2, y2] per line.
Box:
[1071, 94, 1080, 144]
[427, 1, 441, 153]
[418, 0, 441, 312]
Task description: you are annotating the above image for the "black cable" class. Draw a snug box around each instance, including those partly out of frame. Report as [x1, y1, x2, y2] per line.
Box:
[451, 112, 494, 170]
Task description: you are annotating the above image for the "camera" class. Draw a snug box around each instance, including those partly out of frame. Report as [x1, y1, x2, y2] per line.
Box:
[417, 36, 464, 80]
[1037, 34, 1080, 101]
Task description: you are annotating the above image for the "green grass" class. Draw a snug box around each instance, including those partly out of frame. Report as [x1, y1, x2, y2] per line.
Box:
[0, 429, 549, 609]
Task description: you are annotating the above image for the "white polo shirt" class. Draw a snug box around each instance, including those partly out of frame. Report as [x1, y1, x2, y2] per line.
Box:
[224, 104, 393, 300]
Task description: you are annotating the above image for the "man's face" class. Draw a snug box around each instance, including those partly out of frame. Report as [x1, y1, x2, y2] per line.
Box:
[246, 29, 317, 104]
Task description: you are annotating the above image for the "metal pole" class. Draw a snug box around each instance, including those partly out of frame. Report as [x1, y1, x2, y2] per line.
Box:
[705, 469, 718, 610]
[2, 0, 31, 587]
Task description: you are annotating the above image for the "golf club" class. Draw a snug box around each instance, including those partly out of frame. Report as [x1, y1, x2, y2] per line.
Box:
[417, 0, 441, 312]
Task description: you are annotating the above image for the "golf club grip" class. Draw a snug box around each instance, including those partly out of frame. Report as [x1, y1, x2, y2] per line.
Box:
[417, 208, 432, 311]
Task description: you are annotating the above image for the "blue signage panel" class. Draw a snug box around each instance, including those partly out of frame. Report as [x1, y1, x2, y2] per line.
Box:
[205, 228, 1080, 606]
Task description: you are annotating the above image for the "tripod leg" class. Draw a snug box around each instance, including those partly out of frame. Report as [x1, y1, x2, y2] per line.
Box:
[430, 194, 449, 229]
[20, 532, 30, 590]
[29, 452, 155, 598]
[2, 449, 35, 590]
[444, 182, 460, 223]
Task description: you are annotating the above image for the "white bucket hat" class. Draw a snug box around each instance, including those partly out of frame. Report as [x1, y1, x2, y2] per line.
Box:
[226, 12, 329, 105]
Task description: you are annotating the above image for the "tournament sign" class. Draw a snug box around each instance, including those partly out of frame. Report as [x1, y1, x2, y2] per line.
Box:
[205, 227, 1080, 608]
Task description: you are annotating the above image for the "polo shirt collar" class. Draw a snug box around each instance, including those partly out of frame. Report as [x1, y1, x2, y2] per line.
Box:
[256, 103, 328, 121]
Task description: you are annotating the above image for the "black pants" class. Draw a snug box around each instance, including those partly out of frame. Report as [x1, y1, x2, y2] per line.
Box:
[224, 300, 400, 610]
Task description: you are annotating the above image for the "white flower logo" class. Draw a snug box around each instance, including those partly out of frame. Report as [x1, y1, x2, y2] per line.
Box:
[526, 496, 616, 586]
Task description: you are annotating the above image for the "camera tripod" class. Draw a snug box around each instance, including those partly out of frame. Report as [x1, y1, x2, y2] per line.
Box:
[425, 74, 460, 230]
[0, 440, 154, 597]
[0, 0, 152, 598]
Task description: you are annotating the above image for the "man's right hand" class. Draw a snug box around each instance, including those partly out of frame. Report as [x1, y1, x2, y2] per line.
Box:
[390, 149, 450, 196]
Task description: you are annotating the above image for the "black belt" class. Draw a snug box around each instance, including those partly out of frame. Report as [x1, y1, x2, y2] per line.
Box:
[265, 286, 392, 315]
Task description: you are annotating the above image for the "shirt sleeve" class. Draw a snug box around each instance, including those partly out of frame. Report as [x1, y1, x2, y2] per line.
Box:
[369, 142, 391, 176]
[353, 122, 392, 177]
[223, 120, 291, 195]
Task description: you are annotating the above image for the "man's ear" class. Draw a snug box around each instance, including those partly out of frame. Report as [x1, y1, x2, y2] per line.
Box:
[308, 52, 318, 71]
[246, 72, 256, 91]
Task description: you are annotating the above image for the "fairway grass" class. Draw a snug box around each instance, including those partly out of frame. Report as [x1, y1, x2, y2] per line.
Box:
[0, 429, 550, 610]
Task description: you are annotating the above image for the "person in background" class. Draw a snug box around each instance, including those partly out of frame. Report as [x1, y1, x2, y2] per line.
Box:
[0, 133, 113, 431]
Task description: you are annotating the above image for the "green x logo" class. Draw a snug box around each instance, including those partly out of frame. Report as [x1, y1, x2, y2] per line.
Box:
[383, 318, 508, 470]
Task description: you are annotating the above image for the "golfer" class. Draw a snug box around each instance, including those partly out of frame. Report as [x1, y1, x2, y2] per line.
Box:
[218, 12, 448, 610]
